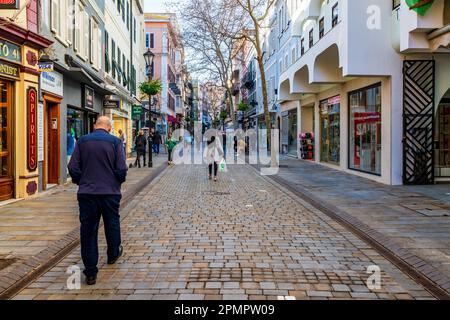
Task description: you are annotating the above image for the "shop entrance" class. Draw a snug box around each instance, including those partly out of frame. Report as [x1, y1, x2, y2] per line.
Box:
[435, 90, 450, 179]
[46, 102, 59, 185]
[0, 80, 13, 201]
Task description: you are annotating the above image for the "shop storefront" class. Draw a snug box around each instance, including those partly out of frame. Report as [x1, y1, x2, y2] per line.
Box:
[64, 81, 103, 173]
[320, 96, 340, 164]
[0, 28, 52, 201]
[104, 95, 132, 154]
[349, 83, 382, 175]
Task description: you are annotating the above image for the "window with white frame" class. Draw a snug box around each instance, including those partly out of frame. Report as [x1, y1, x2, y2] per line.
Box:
[90, 17, 101, 69]
[74, 1, 85, 55]
[83, 10, 89, 59]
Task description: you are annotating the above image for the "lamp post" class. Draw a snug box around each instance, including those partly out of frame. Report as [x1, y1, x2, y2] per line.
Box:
[144, 48, 155, 168]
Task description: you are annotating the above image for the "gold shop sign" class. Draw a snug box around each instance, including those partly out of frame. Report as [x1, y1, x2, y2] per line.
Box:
[0, 61, 20, 79]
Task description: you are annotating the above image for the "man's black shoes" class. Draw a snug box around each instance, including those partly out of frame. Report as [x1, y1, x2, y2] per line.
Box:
[86, 275, 97, 286]
[107, 245, 123, 265]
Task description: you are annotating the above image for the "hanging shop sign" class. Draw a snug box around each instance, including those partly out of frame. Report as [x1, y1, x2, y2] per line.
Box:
[0, 0, 20, 9]
[0, 60, 19, 79]
[84, 85, 94, 110]
[103, 100, 120, 108]
[406, 0, 435, 16]
[27, 87, 38, 171]
[132, 105, 143, 119]
[0, 38, 21, 63]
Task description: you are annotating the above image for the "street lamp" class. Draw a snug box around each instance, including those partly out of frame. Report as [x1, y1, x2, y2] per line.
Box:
[144, 48, 155, 80]
[144, 48, 155, 168]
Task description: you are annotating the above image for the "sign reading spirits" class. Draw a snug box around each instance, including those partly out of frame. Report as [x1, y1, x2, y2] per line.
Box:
[27, 87, 38, 171]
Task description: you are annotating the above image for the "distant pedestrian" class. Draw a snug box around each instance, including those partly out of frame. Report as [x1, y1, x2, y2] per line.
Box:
[68, 116, 127, 285]
[204, 136, 224, 182]
[134, 129, 147, 168]
[165, 132, 177, 165]
[118, 129, 127, 155]
[153, 129, 162, 155]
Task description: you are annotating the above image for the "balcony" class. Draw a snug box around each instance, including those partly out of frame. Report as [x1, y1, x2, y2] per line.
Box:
[397, 0, 449, 52]
[241, 70, 256, 90]
[232, 82, 240, 96]
[292, 0, 322, 37]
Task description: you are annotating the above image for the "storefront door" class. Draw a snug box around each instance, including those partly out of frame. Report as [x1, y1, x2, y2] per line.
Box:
[0, 80, 13, 201]
[435, 96, 450, 178]
[46, 101, 60, 185]
[287, 110, 297, 156]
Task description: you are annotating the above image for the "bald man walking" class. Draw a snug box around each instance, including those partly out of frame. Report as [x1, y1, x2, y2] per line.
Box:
[68, 116, 128, 285]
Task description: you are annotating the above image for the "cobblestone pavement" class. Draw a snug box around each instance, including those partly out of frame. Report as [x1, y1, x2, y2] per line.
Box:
[0, 155, 166, 268]
[13, 164, 434, 300]
[275, 157, 450, 280]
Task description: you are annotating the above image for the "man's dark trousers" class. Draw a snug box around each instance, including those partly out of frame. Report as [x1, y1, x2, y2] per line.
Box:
[78, 194, 122, 277]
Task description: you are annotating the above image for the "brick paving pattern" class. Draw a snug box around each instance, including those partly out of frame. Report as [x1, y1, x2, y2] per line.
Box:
[13, 164, 434, 300]
[273, 157, 450, 287]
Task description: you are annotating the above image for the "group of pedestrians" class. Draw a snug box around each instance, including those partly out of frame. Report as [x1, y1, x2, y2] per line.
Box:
[133, 128, 162, 168]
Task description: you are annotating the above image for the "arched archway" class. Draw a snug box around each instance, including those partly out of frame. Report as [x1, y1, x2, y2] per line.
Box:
[311, 43, 345, 83]
[435, 88, 450, 179]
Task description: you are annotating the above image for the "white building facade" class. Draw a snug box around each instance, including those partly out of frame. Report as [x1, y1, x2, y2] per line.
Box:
[272, 0, 450, 185]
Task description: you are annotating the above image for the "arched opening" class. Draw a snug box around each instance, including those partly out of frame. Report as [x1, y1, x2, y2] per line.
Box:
[311, 43, 345, 83]
[435, 88, 450, 179]
[292, 65, 319, 93]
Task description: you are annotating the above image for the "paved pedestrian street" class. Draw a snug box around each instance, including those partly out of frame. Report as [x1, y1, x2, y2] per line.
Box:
[13, 164, 434, 300]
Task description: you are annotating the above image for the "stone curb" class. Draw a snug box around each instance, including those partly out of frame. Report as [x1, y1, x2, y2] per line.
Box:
[0, 163, 168, 300]
[251, 165, 450, 300]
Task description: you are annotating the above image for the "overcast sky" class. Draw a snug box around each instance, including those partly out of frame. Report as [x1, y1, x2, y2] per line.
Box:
[144, 0, 168, 13]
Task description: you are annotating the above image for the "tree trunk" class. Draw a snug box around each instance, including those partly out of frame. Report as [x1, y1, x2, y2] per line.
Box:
[255, 28, 276, 167]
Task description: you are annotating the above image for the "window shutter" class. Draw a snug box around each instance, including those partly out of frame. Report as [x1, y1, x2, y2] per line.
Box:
[84, 11, 89, 59]
[50, 0, 59, 34]
[90, 19, 94, 64]
[66, 0, 72, 44]
[74, 4, 80, 52]
[98, 28, 102, 70]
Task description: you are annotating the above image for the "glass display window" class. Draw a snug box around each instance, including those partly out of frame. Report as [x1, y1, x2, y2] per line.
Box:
[349, 84, 382, 175]
[320, 96, 340, 164]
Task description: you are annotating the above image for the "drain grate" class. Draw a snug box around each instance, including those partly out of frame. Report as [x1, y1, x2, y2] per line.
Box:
[203, 191, 231, 196]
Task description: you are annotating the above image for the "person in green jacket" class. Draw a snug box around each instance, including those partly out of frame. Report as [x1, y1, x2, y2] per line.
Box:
[165, 131, 177, 165]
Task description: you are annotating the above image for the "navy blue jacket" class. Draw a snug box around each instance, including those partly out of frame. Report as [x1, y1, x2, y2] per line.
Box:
[68, 129, 128, 195]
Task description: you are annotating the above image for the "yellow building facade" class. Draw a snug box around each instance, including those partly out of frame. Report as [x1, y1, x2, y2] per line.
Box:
[0, 18, 52, 201]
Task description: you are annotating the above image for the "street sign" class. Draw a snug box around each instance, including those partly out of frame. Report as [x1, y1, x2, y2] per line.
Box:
[132, 105, 142, 119]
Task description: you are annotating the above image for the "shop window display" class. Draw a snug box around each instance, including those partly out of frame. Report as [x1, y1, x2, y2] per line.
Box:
[320, 96, 340, 164]
[349, 84, 382, 175]
[67, 108, 84, 164]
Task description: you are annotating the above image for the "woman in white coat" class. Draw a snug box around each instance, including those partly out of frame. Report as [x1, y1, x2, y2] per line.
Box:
[204, 136, 224, 181]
